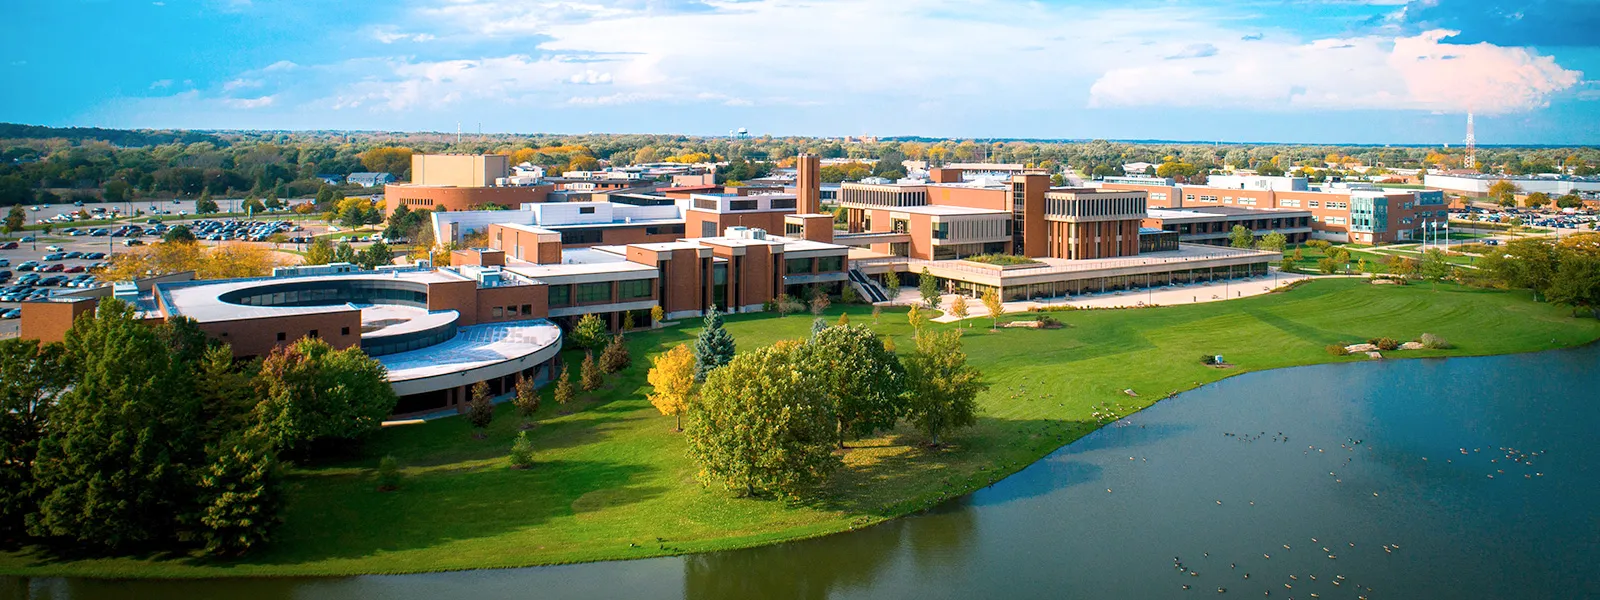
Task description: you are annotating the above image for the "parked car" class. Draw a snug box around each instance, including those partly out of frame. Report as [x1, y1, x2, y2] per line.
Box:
[19, 236, 34, 243]
[0, 259, 9, 268]
[42, 253, 65, 261]
[41, 263, 65, 273]
[45, 245, 63, 252]
[63, 251, 83, 259]
[63, 265, 85, 273]
[123, 239, 145, 247]
[0, 241, 17, 250]
[0, 270, 10, 283]
[16, 261, 39, 272]
[0, 309, 20, 320]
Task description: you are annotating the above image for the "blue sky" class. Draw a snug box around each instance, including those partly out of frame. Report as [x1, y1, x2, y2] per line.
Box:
[4, 0, 1599, 144]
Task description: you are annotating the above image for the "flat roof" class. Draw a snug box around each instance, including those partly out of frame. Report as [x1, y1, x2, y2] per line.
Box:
[157, 270, 472, 323]
[503, 248, 658, 280]
[379, 319, 560, 383]
[881, 204, 1009, 216]
[1149, 206, 1312, 220]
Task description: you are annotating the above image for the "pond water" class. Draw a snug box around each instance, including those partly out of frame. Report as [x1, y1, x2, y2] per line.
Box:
[9, 345, 1599, 600]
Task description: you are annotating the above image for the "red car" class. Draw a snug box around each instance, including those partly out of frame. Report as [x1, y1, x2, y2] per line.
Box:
[0, 242, 17, 250]
[64, 265, 86, 273]
[41, 263, 65, 272]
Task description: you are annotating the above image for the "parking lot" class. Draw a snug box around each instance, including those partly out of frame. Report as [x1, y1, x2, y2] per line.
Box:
[0, 210, 356, 337]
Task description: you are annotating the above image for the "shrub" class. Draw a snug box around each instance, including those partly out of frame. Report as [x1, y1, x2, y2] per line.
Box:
[600, 333, 631, 373]
[377, 455, 402, 492]
[1325, 344, 1349, 356]
[1368, 337, 1400, 351]
[509, 431, 535, 469]
[570, 314, 610, 350]
[963, 254, 1039, 266]
[1036, 315, 1062, 328]
[1419, 333, 1453, 349]
[1200, 354, 1218, 365]
[580, 351, 603, 391]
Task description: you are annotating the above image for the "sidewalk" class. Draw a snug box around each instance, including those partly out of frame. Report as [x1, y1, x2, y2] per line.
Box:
[882, 270, 1318, 323]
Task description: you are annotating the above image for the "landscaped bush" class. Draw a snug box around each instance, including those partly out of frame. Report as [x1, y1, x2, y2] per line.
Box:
[1200, 354, 1218, 365]
[1368, 337, 1401, 351]
[377, 455, 402, 492]
[963, 254, 1039, 266]
[1419, 333, 1453, 349]
[1326, 344, 1349, 356]
[1029, 304, 1080, 313]
[509, 431, 535, 469]
[1035, 315, 1063, 329]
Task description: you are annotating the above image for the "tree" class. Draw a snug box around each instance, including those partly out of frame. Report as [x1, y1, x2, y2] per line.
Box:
[902, 329, 986, 446]
[570, 313, 610, 350]
[684, 344, 839, 498]
[981, 288, 1004, 331]
[840, 284, 858, 305]
[802, 325, 905, 446]
[949, 294, 970, 326]
[0, 339, 68, 537]
[1479, 237, 1557, 298]
[600, 333, 631, 373]
[836, 312, 850, 326]
[303, 237, 335, 265]
[195, 431, 282, 556]
[1257, 231, 1287, 252]
[241, 197, 266, 215]
[650, 305, 665, 326]
[360, 147, 415, 178]
[809, 290, 831, 316]
[376, 455, 402, 492]
[357, 240, 392, 270]
[28, 299, 203, 551]
[1317, 256, 1340, 275]
[1280, 256, 1299, 273]
[468, 381, 494, 437]
[196, 195, 219, 215]
[1357, 257, 1372, 275]
[811, 317, 828, 337]
[1525, 192, 1551, 208]
[693, 306, 736, 382]
[333, 241, 358, 264]
[3, 205, 23, 237]
[908, 303, 926, 331]
[647, 344, 696, 431]
[1488, 180, 1520, 205]
[553, 364, 575, 406]
[253, 337, 397, 454]
[164, 224, 197, 244]
[882, 270, 901, 299]
[580, 351, 603, 392]
[622, 311, 635, 331]
[513, 375, 540, 427]
[1228, 224, 1254, 248]
[1546, 236, 1600, 318]
[509, 431, 535, 469]
[1556, 193, 1584, 209]
[1419, 248, 1453, 282]
[919, 267, 939, 308]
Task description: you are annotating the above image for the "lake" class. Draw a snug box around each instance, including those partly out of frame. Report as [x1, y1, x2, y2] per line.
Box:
[9, 345, 1599, 599]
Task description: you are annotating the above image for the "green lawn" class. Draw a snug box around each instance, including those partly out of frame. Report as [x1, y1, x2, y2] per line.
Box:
[4, 279, 1598, 578]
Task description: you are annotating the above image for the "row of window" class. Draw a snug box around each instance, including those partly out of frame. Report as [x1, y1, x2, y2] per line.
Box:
[933, 219, 1009, 241]
[548, 280, 653, 307]
[400, 198, 436, 206]
[782, 256, 845, 274]
[489, 304, 535, 319]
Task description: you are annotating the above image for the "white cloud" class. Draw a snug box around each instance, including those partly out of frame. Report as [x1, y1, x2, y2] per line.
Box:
[374, 30, 437, 44]
[224, 95, 276, 109]
[222, 78, 262, 92]
[568, 69, 613, 85]
[1089, 29, 1581, 114]
[149, 79, 173, 89]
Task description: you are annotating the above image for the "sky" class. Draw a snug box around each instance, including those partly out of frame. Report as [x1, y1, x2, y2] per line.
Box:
[3, 0, 1600, 145]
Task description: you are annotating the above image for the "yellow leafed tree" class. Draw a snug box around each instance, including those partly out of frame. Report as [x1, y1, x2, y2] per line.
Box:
[647, 344, 696, 431]
[94, 241, 279, 282]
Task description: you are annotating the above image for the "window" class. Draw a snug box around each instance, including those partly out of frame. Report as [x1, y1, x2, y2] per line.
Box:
[308, 330, 319, 339]
[702, 221, 718, 237]
[785, 222, 803, 236]
[770, 198, 796, 210]
[729, 200, 757, 211]
[548, 284, 571, 307]
[277, 332, 286, 341]
[786, 257, 813, 273]
[561, 228, 604, 244]
[493, 306, 504, 318]
[521, 304, 531, 315]
[341, 327, 350, 336]
[619, 279, 652, 300]
[579, 206, 596, 214]
[1309, 200, 1320, 208]
[816, 255, 843, 272]
[575, 282, 612, 304]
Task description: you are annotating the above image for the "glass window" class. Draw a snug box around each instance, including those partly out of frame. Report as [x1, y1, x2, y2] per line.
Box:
[492, 306, 504, 318]
[729, 200, 757, 211]
[619, 279, 652, 300]
[786, 258, 813, 274]
[575, 282, 612, 304]
[816, 255, 843, 272]
[548, 284, 571, 307]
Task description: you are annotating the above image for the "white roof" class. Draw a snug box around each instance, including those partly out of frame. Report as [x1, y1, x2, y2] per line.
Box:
[157, 270, 471, 323]
[380, 319, 561, 383]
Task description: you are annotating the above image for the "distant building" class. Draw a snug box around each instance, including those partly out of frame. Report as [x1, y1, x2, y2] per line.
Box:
[1424, 173, 1600, 198]
[315, 173, 346, 186]
[348, 172, 397, 188]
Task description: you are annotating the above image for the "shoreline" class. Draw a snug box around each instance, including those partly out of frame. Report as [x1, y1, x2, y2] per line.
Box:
[4, 280, 1598, 580]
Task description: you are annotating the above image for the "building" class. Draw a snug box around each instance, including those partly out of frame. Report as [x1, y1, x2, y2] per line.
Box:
[385, 154, 555, 212]
[348, 172, 397, 188]
[1103, 175, 1447, 244]
[315, 173, 346, 186]
[1145, 207, 1314, 246]
[1424, 173, 1600, 198]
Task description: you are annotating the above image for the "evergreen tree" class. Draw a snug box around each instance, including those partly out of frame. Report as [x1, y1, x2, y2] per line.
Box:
[693, 306, 736, 382]
[509, 431, 535, 469]
[468, 381, 494, 437]
[333, 241, 358, 265]
[512, 375, 540, 427]
[195, 431, 282, 556]
[580, 351, 603, 392]
[600, 333, 631, 373]
[28, 300, 204, 551]
[554, 364, 575, 406]
[811, 317, 828, 338]
[570, 314, 610, 350]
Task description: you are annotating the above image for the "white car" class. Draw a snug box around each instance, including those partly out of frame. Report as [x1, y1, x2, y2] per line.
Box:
[45, 245, 64, 252]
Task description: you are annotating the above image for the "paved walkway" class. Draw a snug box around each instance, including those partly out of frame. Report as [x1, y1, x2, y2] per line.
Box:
[881, 269, 1319, 323]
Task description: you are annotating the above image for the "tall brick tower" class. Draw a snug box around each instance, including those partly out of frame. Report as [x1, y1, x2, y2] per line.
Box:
[796, 153, 821, 214]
